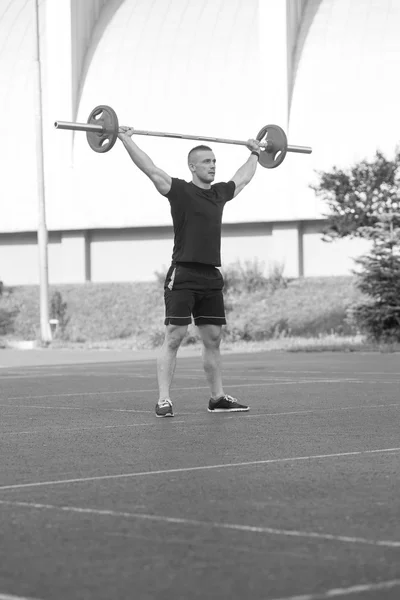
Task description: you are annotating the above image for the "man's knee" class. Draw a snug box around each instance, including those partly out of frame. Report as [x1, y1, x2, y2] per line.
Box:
[163, 324, 187, 350]
[198, 324, 222, 349]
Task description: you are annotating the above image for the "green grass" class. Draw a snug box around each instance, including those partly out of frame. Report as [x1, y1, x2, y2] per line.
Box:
[223, 276, 363, 343]
[0, 282, 163, 345]
[0, 272, 368, 351]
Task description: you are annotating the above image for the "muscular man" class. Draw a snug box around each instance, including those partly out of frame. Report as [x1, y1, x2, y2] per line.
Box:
[118, 127, 261, 417]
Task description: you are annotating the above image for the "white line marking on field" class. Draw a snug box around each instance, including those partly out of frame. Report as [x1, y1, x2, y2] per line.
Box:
[244, 402, 400, 419]
[0, 366, 151, 375]
[0, 371, 139, 380]
[7, 390, 150, 400]
[0, 593, 43, 600]
[270, 578, 400, 600]
[0, 499, 399, 549]
[1, 401, 399, 425]
[0, 403, 152, 413]
[0, 372, 155, 381]
[227, 367, 400, 376]
[267, 379, 361, 385]
[1, 420, 187, 436]
[1, 419, 236, 436]
[0, 447, 399, 491]
[5, 379, 362, 401]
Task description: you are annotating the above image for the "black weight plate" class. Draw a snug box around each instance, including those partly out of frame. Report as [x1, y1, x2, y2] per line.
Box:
[86, 105, 119, 153]
[256, 124, 288, 168]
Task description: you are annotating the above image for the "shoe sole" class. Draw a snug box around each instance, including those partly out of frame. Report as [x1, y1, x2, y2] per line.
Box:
[208, 407, 249, 413]
[156, 412, 174, 417]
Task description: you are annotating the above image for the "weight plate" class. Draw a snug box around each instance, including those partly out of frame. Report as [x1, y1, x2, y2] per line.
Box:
[256, 124, 288, 169]
[86, 105, 119, 153]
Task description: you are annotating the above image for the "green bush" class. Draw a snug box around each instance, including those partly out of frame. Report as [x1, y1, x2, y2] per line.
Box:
[0, 274, 364, 348]
[50, 291, 70, 338]
[0, 283, 164, 344]
[56, 282, 164, 343]
[222, 276, 362, 343]
[350, 302, 400, 343]
[0, 285, 38, 339]
[0, 307, 17, 335]
[349, 215, 400, 342]
[222, 258, 287, 295]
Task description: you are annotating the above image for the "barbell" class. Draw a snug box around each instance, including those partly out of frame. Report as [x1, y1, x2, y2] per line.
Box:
[54, 105, 312, 169]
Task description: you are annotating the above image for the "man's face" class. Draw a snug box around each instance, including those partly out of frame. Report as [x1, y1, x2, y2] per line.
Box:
[189, 150, 216, 183]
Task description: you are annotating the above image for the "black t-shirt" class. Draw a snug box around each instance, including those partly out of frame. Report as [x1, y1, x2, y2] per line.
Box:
[164, 178, 236, 267]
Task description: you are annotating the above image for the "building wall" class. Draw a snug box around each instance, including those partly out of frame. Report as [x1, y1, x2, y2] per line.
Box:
[302, 224, 370, 277]
[0, 232, 60, 286]
[0, 221, 371, 286]
[90, 229, 174, 283]
[0, 231, 87, 286]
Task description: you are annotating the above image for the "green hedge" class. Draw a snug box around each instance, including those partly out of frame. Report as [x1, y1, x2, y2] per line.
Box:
[223, 276, 363, 342]
[0, 274, 365, 348]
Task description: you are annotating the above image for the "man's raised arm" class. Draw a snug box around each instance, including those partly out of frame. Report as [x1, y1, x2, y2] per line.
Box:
[230, 139, 261, 198]
[118, 126, 172, 195]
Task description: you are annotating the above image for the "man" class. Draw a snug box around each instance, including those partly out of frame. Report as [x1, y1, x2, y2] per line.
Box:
[118, 126, 261, 417]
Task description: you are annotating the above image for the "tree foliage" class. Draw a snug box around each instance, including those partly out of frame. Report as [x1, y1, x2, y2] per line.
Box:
[350, 215, 400, 343]
[312, 148, 400, 343]
[311, 149, 400, 241]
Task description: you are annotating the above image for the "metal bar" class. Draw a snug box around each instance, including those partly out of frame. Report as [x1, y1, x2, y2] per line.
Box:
[54, 121, 313, 155]
[132, 129, 250, 147]
[54, 121, 103, 133]
[54, 121, 253, 145]
[287, 144, 312, 155]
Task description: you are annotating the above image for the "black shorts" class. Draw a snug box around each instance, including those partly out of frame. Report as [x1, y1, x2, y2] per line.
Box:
[163, 262, 226, 327]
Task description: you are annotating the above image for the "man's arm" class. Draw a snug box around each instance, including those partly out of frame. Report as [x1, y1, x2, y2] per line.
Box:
[118, 126, 172, 195]
[230, 139, 261, 198]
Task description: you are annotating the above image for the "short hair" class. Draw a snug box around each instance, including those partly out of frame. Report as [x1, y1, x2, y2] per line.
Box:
[188, 145, 213, 163]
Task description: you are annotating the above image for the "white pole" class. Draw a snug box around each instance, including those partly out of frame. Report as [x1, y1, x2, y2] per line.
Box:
[33, 0, 52, 343]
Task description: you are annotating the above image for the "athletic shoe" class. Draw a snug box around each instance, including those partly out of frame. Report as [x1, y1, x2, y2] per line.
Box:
[155, 399, 174, 417]
[208, 394, 249, 413]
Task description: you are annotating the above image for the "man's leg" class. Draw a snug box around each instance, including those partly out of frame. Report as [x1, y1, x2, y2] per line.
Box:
[197, 324, 224, 400]
[157, 324, 187, 401]
[197, 323, 250, 413]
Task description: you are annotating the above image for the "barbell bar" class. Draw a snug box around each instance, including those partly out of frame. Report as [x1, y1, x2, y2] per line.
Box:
[54, 105, 312, 169]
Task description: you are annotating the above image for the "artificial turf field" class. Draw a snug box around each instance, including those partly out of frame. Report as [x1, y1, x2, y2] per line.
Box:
[0, 348, 399, 600]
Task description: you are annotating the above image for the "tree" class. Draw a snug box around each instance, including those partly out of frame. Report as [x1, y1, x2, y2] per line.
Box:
[311, 149, 400, 242]
[312, 149, 400, 343]
[350, 214, 400, 343]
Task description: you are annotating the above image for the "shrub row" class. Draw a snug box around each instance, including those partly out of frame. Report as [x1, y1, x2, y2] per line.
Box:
[0, 264, 364, 348]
